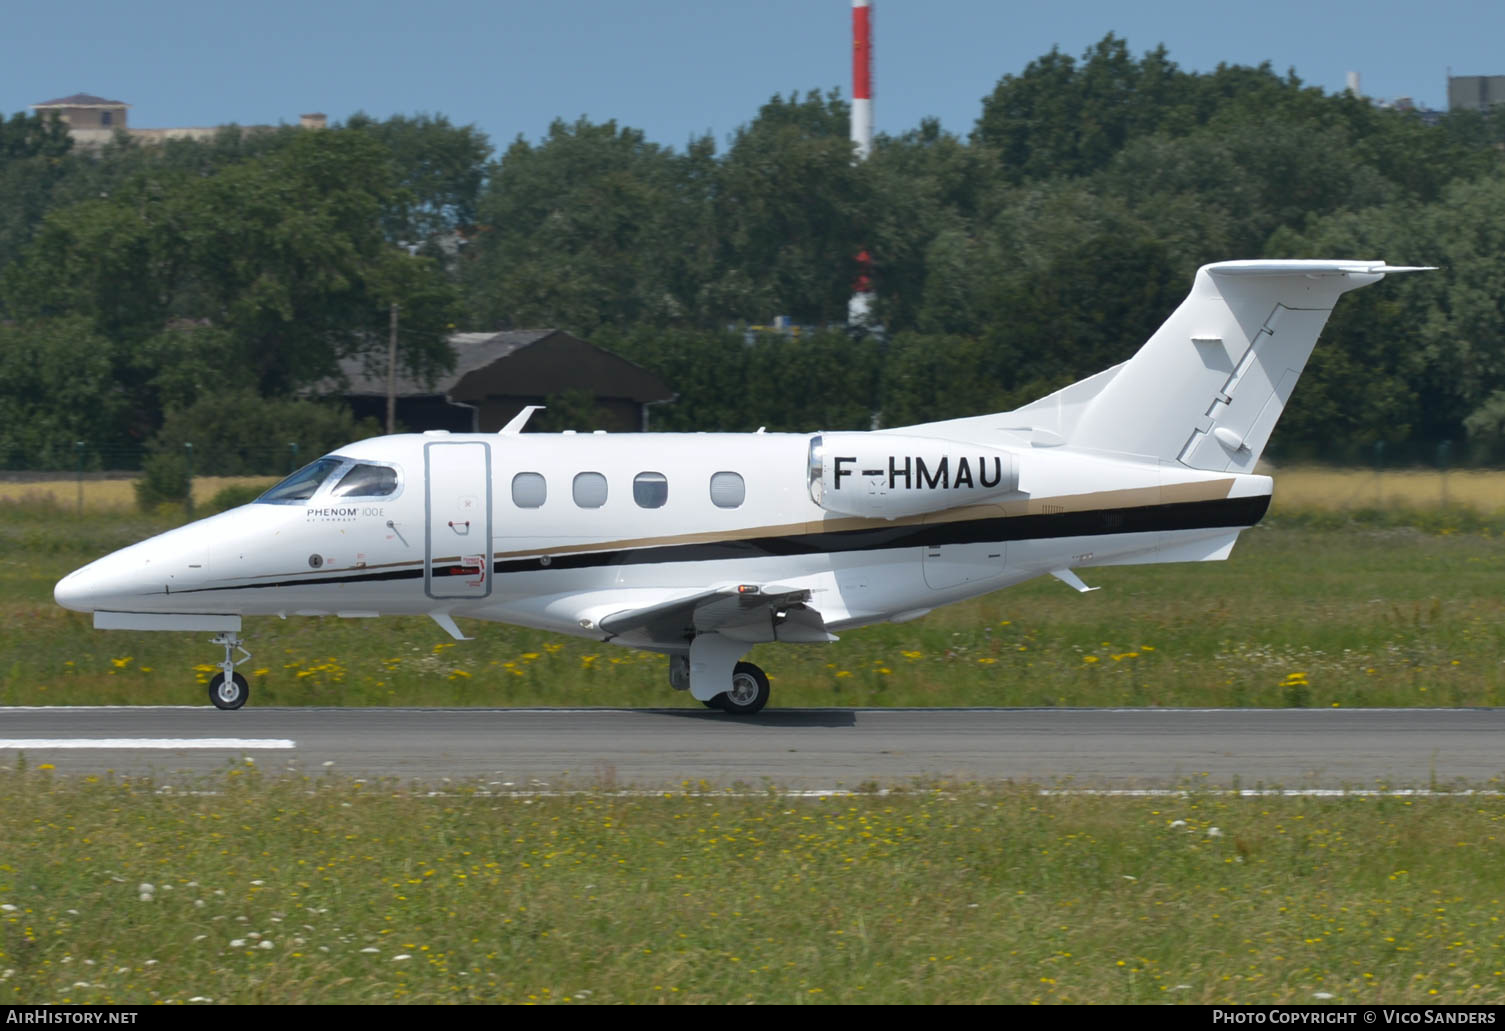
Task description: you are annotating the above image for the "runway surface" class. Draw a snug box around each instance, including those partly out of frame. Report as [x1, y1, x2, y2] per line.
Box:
[1, 706, 1502, 789]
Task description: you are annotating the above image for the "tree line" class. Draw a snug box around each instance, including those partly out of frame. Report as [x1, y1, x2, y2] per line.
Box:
[5, 33, 1505, 473]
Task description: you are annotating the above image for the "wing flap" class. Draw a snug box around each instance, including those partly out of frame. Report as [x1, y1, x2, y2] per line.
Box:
[598, 584, 834, 647]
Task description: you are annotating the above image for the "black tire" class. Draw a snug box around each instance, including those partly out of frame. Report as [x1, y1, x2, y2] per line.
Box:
[720, 661, 770, 715]
[701, 695, 726, 710]
[209, 671, 249, 710]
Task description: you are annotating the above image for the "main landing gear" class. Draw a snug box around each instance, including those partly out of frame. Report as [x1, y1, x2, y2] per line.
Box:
[668, 654, 771, 715]
[207, 632, 252, 710]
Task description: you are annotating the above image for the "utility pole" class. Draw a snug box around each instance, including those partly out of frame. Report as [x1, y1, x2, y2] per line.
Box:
[386, 302, 399, 434]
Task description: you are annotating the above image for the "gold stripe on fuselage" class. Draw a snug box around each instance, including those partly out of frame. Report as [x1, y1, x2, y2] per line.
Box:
[488, 478, 1238, 560]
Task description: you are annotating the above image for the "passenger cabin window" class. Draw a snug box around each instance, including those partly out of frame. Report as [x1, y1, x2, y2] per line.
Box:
[709, 471, 745, 509]
[572, 472, 608, 508]
[256, 458, 342, 504]
[331, 464, 398, 498]
[633, 472, 668, 509]
[512, 472, 547, 508]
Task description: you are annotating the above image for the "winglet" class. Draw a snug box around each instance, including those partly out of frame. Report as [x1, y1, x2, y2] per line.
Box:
[1050, 569, 1100, 593]
[499, 405, 545, 435]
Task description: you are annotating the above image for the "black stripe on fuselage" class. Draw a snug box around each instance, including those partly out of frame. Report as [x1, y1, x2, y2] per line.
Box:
[176, 494, 1268, 594]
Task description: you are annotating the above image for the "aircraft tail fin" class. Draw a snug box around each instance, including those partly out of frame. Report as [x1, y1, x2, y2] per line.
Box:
[1008, 260, 1432, 470]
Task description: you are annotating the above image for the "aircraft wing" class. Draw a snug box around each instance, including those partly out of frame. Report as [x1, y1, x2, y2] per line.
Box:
[598, 584, 836, 647]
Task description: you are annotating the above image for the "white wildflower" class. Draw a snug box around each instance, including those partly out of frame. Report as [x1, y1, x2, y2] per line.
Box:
[392, 954, 412, 961]
[1314, 992, 1335, 1000]
[1207, 827, 1223, 838]
[1169, 820, 1187, 829]
[258, 941, 273, 950]
[0, 904, 16, 912]
[229, 939, 246, 948]
[360, 947, 380, 954]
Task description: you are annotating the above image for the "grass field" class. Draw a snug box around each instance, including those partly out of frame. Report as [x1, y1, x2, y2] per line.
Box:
[1, 772, 1501, 1005]
[1270, 465, 1505, 514]
[3, 478, 1505, 709]
[0, 476, 277, 514]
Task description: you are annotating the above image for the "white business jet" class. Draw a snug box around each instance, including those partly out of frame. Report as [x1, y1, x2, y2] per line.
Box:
[55, 260, 1428, 713]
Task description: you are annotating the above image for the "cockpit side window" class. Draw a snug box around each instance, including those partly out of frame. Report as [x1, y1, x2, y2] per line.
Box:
[255, 458, 344, 504]
[331, 463, 399, 499]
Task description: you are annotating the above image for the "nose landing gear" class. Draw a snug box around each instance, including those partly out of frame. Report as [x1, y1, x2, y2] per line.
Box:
[207, 632, 252, 710]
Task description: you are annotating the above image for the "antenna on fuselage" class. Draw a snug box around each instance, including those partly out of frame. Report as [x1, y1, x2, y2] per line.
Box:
[499, 405, 546, 435]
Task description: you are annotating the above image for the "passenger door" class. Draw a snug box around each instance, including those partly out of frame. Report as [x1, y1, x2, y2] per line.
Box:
[425, 441, 492, 600]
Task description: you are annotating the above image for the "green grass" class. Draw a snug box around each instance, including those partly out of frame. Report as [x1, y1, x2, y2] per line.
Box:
[1, 770, 1502, 1004]
[5, 500, 1505, 708]
[7, 497, 1505, 1006]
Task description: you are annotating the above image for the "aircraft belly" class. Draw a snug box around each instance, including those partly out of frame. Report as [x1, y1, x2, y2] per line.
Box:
[1009, 531, 1163, 579]
[922, 505, 1007, 590]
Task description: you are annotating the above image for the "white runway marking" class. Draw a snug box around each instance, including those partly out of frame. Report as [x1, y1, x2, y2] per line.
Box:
[0, 739, 295, 750]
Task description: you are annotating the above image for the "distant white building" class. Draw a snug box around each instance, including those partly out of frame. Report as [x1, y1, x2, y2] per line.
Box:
[29, 92, 326, 147]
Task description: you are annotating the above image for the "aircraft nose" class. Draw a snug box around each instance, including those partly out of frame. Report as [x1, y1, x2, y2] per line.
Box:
[54, 563, 102, 613]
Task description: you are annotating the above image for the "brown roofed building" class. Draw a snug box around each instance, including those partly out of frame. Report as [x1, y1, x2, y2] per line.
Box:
[336, 330, 675, 433]
[30, 93, 130, 132]
[29, 93, 326, 148]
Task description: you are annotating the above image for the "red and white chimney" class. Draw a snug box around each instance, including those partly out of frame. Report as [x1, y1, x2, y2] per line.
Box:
[850, 0, 873, 161]
[848, 2, 876, 328]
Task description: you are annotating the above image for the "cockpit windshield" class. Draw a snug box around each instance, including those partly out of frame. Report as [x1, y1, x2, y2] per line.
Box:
[331, 463, 398, 498]
[255, 458, 344, 504]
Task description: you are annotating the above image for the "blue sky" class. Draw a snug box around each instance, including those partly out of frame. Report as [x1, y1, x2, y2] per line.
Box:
[7, 1, 1502, 157]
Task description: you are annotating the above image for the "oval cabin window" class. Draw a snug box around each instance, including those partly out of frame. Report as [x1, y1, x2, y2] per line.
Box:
[709, 471, 745, 509]
[633, 472, 668, 509]
[572, 472, 608, 509]
[512, 472, 547, 509]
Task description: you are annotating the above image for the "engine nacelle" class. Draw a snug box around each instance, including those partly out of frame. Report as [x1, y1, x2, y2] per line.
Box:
[807, 433, 1020, 520]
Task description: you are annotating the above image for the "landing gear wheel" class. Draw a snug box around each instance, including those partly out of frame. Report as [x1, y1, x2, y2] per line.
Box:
[701, 695, 726, 710]
[720, 661, 770, 715]
[209, 671, 249, 711]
